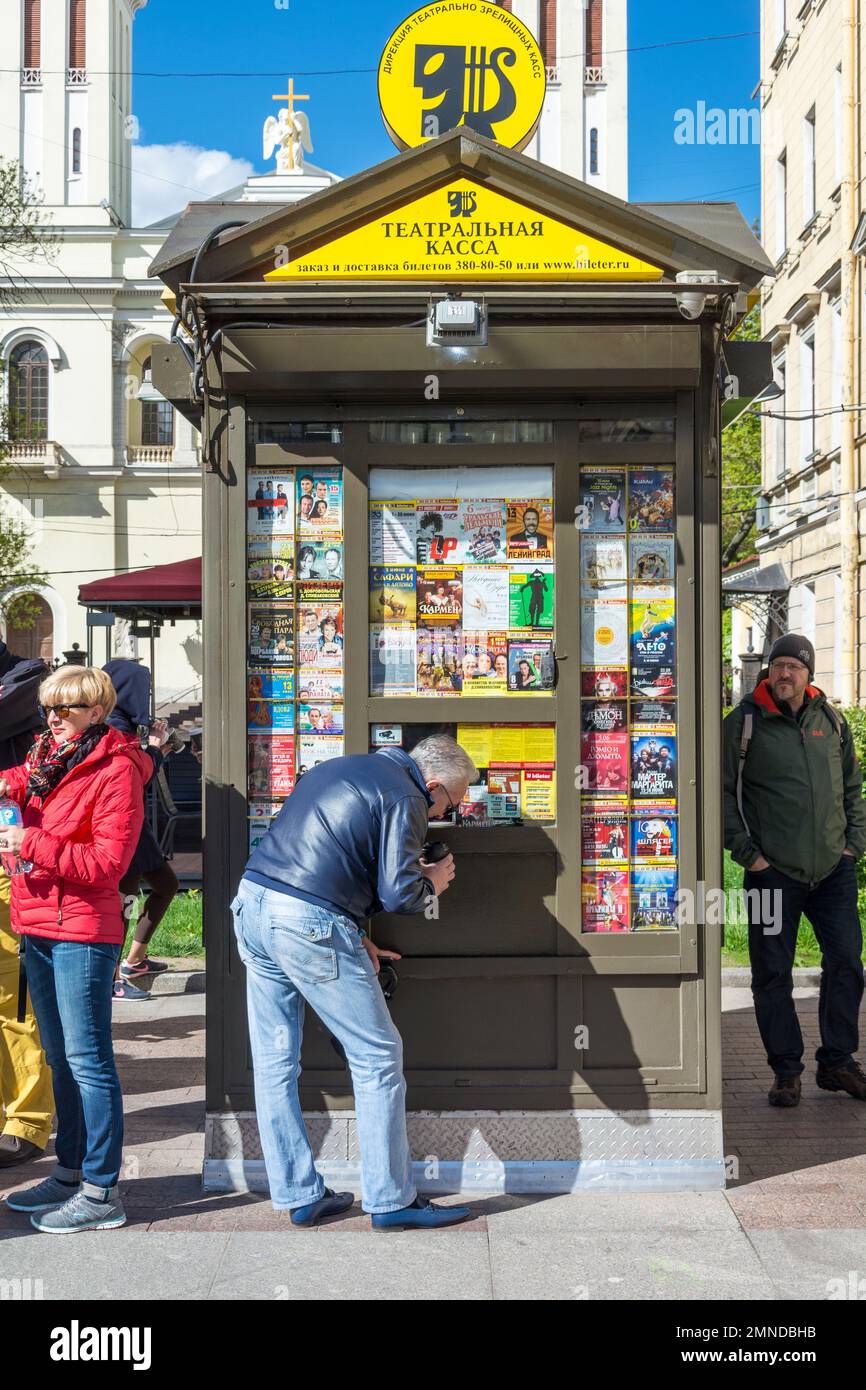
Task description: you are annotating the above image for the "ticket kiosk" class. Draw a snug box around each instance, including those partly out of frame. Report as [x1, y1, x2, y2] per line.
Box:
[151, 18, 771, 1191]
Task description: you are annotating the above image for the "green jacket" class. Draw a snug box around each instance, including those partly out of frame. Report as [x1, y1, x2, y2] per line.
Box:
[723, 679, 866, 885]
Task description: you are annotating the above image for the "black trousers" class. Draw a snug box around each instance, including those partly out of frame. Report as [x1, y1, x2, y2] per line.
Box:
[744, 854, 864, 1075]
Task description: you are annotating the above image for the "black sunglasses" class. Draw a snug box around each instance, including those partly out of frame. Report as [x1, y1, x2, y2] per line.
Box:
[40, 703, 93, 720]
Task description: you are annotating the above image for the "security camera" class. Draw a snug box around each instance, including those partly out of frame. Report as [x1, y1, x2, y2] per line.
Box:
[675, 270, 719, 321]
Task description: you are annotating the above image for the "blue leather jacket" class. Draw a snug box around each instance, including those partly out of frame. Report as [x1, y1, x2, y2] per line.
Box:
[244, 747, 435, 923]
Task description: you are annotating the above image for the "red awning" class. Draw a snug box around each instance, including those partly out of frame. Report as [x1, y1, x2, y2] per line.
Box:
[79, 557, 201, 611]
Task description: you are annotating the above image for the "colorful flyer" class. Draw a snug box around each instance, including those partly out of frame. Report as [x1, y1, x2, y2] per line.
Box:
[416, 567, 463, 621]
[581, 868, 630, 932]
[369, 623, 416, 696]
[247, 699, 294, 734]
[582, 699, 628, 734]
[580, 597, 628, 666]
[416, 500, 460, 565]
[506, 499, 554, 561]
[370, 565, 417, 624]
[462, 565, 509, 631]
[487, 767, 522, 820]
[462, 632, 508, 692]
[297, 587, 344, 671]
[247, 576, 293, 603]
[459, 776, 490, 825]
[576, 468, 626, 533]
[298, 704, 344, 735]
[630, 592, 676, 698]
[507, 639, 554, 692]
[297, 539, 344, 582]
[581, 729, 629, 795]
[416, 623, 463, 694]
[248, 604, 294, 666]
[632, 865, 679, 930]
[369, 500, 416, 564]
[297, 469, 343, 533]
[247, 670, 294, 701]
[580, 536, 627, 590]
[247, 473, 294, 536]
[247, 538, 294, 584]
[628, 468, 674, 532]
[247, 733, 296, 797]
[631, 729, 677, 800]
[521, 767, 556, 820]
[296, 671, 344, 702]
[459, 498, 507, 563]
[630, 535, 675, 582]
[581, 668, 628, 699]
[296, 733, 344, 773]
[508, 566, 554, 630]
[630, 807, 678, 861]
[581, 803, 629, 863]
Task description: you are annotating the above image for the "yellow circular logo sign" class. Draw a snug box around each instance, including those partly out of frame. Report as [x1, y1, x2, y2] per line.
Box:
[378, 1, 546, 152]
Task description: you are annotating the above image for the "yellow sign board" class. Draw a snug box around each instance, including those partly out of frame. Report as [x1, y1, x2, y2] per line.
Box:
[378, 1, 546, 152]
[266, 179, 664, 282]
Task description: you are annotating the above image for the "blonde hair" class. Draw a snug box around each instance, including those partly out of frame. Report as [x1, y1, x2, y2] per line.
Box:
[38, 665, 117, 719]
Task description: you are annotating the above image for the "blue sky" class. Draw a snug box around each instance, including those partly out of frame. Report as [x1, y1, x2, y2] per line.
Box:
[132, 0, 761, 228]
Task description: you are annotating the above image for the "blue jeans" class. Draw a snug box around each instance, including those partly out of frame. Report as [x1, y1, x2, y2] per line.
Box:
[23, 935, 123, 1192]
[231, 880, 416, 1213]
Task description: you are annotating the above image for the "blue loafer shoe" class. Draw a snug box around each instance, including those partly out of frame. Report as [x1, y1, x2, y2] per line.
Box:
[371, 1197, 473, 1232]
[290, 1187, 355, 1227]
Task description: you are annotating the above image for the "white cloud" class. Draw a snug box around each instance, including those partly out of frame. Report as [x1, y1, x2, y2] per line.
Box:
[131, 143, 255, 227]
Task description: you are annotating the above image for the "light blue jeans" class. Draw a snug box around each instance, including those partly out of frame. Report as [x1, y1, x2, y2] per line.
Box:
[230, 879, 417, 1213]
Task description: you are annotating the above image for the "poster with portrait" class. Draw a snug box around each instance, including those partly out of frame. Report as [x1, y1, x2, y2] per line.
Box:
[462, 565, 509, 631]
[416, 623, 463, 694]
[296, 539, 344, 583]
[459, 498, 507, 563]
[298, 704, 344, 735]
[581, 803, 629, 863]
[461, 632, 508, 693]
[508, 566, 554, 630]
[417, 568, 463, 622]
[506, 500, 554, 562]
[296, 583, 344, 671]
[507, 639, 554, 692]
[297, 469, 343, 533]
[580, 668, 628, 700]
[581, 868, 630, 932]
[581, 728, 629, 795]
[248, 604, 294, 666]
[576, 468, 626, 534]
[415, 499, 460, 565]
[630, 729, 677, 800]
[247, 472, 294, 536]
[247, 537, 294, 584]
[628, 468, 674, 532]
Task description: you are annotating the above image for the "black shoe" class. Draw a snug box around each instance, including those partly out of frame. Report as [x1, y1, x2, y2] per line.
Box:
[817, 1060, 866, 1100]
[768, 1074, 801, 1107]
[0, 1136, 43, 1168]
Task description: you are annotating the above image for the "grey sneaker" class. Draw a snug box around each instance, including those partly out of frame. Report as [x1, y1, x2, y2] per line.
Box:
[30, 1187, 126, 1234]
[5, 1175, 81, 1213]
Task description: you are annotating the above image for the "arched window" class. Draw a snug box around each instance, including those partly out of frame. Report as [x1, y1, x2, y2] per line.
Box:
[6, 594, 54, 665]
[8, 341, 49, 440]
[72, 127, 82, 174]
[68, 0, 86, 70]
[140, 355, 174, 448]
[24, 0, 41, 68]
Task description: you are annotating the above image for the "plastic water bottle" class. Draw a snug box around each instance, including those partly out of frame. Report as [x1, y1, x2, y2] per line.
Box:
[0, 798, 32, 876]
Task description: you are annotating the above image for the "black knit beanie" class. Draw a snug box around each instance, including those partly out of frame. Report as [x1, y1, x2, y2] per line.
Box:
[768, 633, 815, 678]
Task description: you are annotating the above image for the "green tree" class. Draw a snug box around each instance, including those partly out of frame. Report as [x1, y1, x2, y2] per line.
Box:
[721, 303, 762, 567]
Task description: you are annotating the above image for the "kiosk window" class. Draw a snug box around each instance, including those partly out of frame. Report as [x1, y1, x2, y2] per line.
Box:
[370, 721, 556, 825]
[369, 420, 553, 445]
[578, 462, 677, 932]
[246, 464, 345, 852]
[369, 465, 555, 698]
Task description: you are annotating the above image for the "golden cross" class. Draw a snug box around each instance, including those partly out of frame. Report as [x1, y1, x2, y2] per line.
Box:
[272, 78, 310, 117]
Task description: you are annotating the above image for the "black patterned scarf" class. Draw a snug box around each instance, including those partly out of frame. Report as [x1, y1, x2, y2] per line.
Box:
[24, 725, 109, 806]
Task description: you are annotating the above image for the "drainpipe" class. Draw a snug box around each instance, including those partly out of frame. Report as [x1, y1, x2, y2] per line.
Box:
[838, 0, 858, 705]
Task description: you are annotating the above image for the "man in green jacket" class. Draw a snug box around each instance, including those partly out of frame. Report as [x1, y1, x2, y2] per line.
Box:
[723, 633, 866, 1108]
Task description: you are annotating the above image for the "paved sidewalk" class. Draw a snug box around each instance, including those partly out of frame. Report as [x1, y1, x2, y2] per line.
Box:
[1, 985, 865, 1299]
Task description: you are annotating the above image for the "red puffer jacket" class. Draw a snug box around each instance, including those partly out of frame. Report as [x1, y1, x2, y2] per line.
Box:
[3, 727, 153, 944]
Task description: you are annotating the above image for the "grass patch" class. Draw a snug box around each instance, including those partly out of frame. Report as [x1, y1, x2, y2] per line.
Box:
[123, 888, 204, 959]
[721, 851, 866, 968]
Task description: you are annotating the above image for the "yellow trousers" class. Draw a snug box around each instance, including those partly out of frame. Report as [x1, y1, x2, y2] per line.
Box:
[0, 870, 53, 1148]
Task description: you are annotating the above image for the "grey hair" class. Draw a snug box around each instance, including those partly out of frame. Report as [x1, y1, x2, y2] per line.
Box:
[409, 734, 477, 789]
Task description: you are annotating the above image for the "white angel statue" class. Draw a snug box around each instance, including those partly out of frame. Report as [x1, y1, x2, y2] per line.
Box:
[263, 106, 313, 175]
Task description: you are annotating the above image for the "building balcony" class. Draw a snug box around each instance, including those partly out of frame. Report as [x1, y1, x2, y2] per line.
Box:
[21, 68, 42, 87]
[66, 68, 88, 87]
[546, 65, 560, 85]
[2, 439, 63, 478]
[584, 66, 606, 86]
[126, 444, 175, 466]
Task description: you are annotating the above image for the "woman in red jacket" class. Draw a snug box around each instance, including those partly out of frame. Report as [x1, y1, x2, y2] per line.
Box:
[0, 666, 151, 1234]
